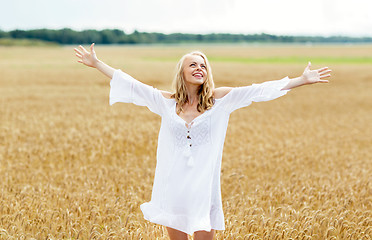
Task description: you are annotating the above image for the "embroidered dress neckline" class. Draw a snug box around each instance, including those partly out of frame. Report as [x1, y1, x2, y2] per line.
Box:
[174, 102, 214, 125]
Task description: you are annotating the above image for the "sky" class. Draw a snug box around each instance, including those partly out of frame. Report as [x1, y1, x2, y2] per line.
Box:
[1, 0, 372, 37]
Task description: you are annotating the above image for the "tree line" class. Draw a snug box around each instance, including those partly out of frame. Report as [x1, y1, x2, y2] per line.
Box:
[1, 28, 372, 45]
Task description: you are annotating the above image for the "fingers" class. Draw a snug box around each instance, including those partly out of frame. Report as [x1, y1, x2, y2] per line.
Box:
[318, 68, 331, 82]
[303, 63, 332, 83]
[319, 69, 331, 74]
[320, 74, 331, 79]
[317, 66, 328, 71]
[320, 71, 331, 77]
[318, 79, 329, 83]
[90, 43, 95, 54]
[74, 47, 82, 55]
[74, 43, 95, 64]
[79, 45, 89, 54]
[74, 48, 82, 59]
[318, 67, 332, 78]
[75, 43, 95, 59]
[307, 64, 332, 75]
[317, 67, 330, 73]
[74, 50, 83, 63]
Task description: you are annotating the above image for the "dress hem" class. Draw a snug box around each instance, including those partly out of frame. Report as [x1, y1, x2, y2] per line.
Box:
[140, 202, 225, 235]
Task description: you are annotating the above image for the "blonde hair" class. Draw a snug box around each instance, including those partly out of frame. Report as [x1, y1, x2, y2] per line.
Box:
[172, 51, 215, 114]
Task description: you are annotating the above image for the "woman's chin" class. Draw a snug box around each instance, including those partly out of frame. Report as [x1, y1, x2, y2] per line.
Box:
[185, 80, 204, 86]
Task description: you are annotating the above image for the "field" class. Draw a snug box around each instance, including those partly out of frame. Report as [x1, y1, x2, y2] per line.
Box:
[0, 44, 371, 239]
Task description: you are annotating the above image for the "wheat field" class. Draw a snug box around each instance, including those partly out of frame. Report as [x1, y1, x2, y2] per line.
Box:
[0, 44, 371, 239]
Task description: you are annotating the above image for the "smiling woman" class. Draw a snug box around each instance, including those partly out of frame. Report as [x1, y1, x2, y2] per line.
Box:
[171, 52, 215, 119]
[74, 43, 331, 240]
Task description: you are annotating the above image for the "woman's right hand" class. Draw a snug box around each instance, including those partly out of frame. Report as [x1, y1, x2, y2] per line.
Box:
[75, 43, 115, 78]
[74, 43, 99, 68]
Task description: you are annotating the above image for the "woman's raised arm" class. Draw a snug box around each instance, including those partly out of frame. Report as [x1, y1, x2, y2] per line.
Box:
[281, 62, 331, 90]
[74, 43, 115, 79]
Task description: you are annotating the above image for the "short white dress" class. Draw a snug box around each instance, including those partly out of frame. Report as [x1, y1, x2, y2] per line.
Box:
[109, 69, 291, 235]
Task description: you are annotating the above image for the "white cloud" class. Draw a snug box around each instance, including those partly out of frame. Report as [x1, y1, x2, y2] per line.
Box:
[0, 0, 371, 36]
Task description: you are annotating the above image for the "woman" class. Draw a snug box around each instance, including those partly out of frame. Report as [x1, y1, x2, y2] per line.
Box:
[74, 43, 331, 240]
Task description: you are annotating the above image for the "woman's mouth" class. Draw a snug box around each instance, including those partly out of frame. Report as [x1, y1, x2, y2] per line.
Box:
[193, 72, 203, 78]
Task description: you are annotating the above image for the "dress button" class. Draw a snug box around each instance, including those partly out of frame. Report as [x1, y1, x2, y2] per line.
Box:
[187, 136, 191, 139]
[189, 144, 192, 147]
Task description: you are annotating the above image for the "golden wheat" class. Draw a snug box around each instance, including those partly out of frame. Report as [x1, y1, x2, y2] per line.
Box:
[0, 45, 371, 239]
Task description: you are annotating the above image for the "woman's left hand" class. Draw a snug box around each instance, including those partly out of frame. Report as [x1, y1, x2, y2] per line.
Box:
[301, 62, 332, 84]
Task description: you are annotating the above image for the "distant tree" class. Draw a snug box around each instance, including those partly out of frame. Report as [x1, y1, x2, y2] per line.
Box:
[1, 28, 372, 45]
[0, 29, 10, 38]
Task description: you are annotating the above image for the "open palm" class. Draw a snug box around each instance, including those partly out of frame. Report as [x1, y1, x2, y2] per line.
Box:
[302, 62, 331, 84]
[74, 43, 98, 68]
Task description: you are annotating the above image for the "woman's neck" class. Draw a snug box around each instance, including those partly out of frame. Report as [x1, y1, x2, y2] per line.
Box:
[185, 84, 200, 105]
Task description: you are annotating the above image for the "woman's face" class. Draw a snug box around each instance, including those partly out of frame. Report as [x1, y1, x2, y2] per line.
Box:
[182, 55, 207, 86]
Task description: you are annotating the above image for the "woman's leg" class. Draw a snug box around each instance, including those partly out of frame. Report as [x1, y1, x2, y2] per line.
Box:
[194, 229, 215, 240]
[166, 227, 189, 240]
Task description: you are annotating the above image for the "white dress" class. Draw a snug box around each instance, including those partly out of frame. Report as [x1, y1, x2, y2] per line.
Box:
[109, 69, 291, 235]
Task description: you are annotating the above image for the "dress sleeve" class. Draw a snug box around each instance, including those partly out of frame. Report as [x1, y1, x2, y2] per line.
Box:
[221, 77, 291, 114]
[109, 69, 164, 116]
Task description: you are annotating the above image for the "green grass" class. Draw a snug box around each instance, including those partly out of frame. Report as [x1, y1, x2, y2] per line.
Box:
[143, 56, 372, 64]
[209, 56, 372, 64]
[0, 38, 59, 47]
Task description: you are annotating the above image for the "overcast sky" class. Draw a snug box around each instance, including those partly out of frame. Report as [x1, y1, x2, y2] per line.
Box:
[1, 0, 372, 36]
